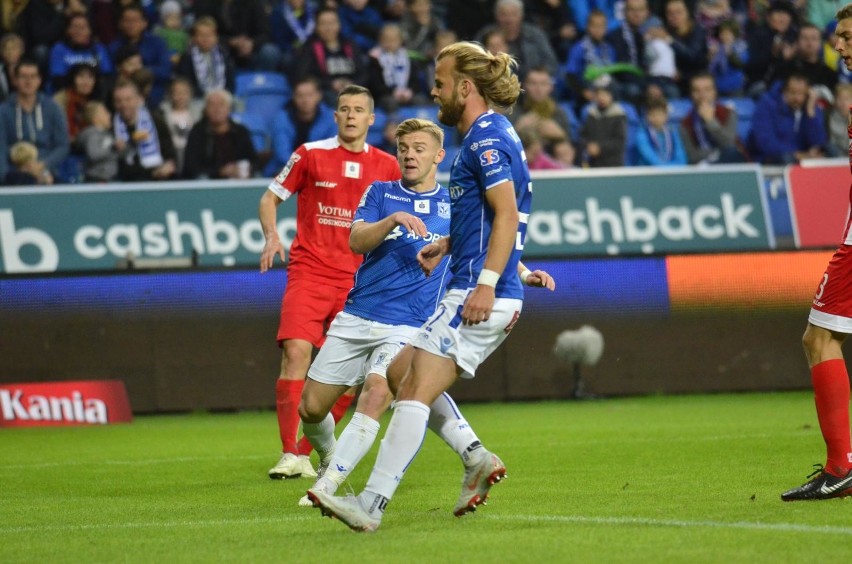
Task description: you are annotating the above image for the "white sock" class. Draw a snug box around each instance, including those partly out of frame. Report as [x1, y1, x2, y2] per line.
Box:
[428, 392, 485, 466]
[301, 412, 336, 461]
[327, 412, 380, 478]
[361, 400, 430, 512]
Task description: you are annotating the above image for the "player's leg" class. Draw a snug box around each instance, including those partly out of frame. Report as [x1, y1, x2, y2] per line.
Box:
[270, 338, 314, 479]
[309, 348, 457, 531]
[299, 377, 349, 465]
[270, 278, 338, 479]
[782, 247, 852, 500]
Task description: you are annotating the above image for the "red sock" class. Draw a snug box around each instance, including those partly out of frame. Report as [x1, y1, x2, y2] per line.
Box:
[275, 379, 304, 454]
[296, 394, 356, 456]
[812, 359, 852, 476]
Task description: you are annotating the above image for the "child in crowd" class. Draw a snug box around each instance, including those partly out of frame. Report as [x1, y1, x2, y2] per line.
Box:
[579, 83, 628, 167]
[367, 23, 429, 112]
[708, 19, 749, 96]
[518, 127, 565, 170]
[154, 0, 189, 67]
[635, 98, 687, 166]
[644, 22, 680, 101]
[6, 142, 52, 185]
[159, 77, 203, 173]
[564, 10, 617, 105]
[77, 101, 119, 182]
[550, 138, 576, 168]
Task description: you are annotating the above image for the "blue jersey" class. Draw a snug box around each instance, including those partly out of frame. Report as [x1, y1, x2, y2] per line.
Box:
[447, 111, 531, 299]
[345, 180, 452, 327]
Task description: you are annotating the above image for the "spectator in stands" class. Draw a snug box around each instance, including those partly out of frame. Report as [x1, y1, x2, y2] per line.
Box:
[183, 89, 257, 180]
[400, 0, 444, 59]
[579, 83, 627, 167]
[372, 0, 406, 22]
[339, 0, 384, 52]
[551, 138, 576, 167]
[663, 0, 708, 95]
[695, 0, 733, 35]
[770, 22, 839, 93]
[518, 126, 566, 170]
[292, 7, 367, 107]
[708, 18, 749, 96]
[511, 66, 573, 144]
[445, 0, 495, 43]
[679, 72, 745, 164]
[154, 1, 189, 68]
[271, 0, 319, 72]
[366, 23, 429, 112]
[0, 60, 69, 181]
[48, 14, 114, 94]
[0, 33, 25, 103]
[266, 75, 337, 176]
[826, 83, 852, 157]
[53, 63, 100, 143]
[175, 17, 236, 101]
[474, 0, 560, 79]
[635, 97, 686, 166]
[77, 100, 118, 182]
[747, 73, 827, 164]
[109, 5, 173, 105]
[745, 0, 798, 95]
[159, 77, 203, 174]
[5, 141, 52, 185]
[112, 78, 177, 181]
[644, 20, 681, 100]
[113, 44, 143, 88]
[564, 10, 618, 106]
[193, 0, 279, 72]
[606, 0, 662, 103]
[525, 0, 578, 60]
[16, 0, 84, 74]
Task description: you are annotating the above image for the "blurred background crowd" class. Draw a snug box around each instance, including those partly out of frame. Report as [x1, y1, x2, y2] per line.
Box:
[0, 0, 847, 185]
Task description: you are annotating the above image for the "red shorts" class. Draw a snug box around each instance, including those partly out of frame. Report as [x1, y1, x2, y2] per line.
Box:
[809, 245, 852, 333]
[277, 276, 350, 348]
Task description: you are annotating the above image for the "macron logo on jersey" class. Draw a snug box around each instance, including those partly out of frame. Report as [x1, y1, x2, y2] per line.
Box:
[480, 150, 500, 167]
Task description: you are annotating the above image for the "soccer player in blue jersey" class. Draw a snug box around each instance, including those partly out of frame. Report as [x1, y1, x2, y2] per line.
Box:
[297, 117, 553, 507]
[309, 41, 544, 532]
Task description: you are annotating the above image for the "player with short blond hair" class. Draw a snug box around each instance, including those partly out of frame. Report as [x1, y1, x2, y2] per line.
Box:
[259, 84, 400, 480]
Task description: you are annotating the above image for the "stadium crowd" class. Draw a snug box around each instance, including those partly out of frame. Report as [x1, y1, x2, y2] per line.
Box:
[0, 0, 846, 185]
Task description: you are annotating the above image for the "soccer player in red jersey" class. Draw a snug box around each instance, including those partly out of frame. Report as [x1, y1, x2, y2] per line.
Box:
[781, 4, 852, 501]
[258, 84, 401, 479]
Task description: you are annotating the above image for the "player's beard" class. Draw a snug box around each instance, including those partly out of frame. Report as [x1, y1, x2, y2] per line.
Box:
[437, 90, 463, 127]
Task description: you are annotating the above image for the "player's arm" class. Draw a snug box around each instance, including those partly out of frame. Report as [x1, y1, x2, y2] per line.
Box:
[350, 212, 428, 254]
[463, 181, 519, 325]
[518, 261, 556, 290]
[259, 189, 286, 272]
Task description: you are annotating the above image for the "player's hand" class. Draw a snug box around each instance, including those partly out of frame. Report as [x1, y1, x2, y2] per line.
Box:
[524, 269, 556, 290]
[462, 285, 495, 325]
[417, 241, 445, 276]
[260, 236, 286, 273]
[393, 211, 428, 238]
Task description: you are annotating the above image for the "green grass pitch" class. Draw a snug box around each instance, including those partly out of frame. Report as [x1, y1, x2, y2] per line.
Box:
[2, 392, 851, 563]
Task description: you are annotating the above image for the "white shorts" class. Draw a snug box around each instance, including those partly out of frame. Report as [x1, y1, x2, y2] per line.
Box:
[413, 288, 523, 379]
[307, 311, 418, 387]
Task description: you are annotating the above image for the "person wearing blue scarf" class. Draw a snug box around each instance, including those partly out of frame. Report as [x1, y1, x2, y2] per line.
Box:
[635, 97, 686, 166]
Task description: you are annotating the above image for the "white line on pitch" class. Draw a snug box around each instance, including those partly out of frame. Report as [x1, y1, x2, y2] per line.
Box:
[2, 513, 851, 537]
[0, 454, 271, 470]
[485, 514, 852, 536]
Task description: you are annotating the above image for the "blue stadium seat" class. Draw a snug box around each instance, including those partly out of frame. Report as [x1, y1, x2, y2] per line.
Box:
[368, 108, 389, 148]
[722, 97, 756, 121]
[232, 111, 271, 152]
[235, 72, 290, 99]
[667, 98, 692, 123]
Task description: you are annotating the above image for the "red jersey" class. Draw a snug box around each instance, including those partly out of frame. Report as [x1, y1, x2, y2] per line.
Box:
[845, 116, 852, 244]
[267, 137, 400, 286]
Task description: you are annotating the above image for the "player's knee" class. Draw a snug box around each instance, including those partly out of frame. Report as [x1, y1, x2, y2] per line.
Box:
[359, 378, 393, 418]
[298, 396, 325, 423]
[282, 343, 312, 377]
[802, 325, 825, 357]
